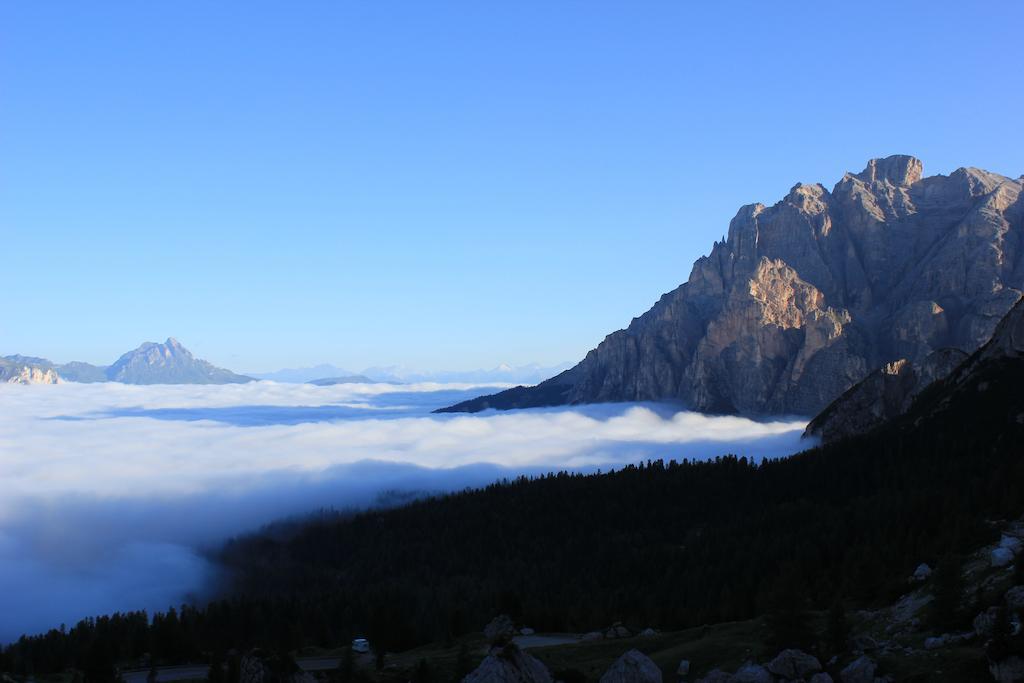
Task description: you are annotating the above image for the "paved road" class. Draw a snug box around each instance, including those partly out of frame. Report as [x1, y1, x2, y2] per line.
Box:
[122, 657, 343, 683]
[513, 634, 583, 649]
[123, 635, 579, 683]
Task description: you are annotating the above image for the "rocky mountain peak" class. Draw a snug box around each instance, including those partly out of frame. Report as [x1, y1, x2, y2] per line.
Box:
[106, 338, 252, 385]
[441, 156, 1023, 416]
[854, 154, 924, 186]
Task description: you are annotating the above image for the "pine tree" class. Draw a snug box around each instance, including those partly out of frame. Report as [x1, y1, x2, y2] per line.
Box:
[929, 555, 965, 631]
[333, 647, 354, 683]
[411, 659, 433, 683]
[208, 652, 225, 683]
[765, 572, 814, 653]
[987, 607, 1012, 662]
[825, 599, 850, 656]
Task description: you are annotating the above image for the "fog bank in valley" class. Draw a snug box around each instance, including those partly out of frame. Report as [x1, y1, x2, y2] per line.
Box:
[0, 381, 810, 642]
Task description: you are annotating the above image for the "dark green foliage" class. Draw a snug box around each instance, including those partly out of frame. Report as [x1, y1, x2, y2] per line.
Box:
[987, 607, 1014, 662]
[226, 652, 241, 683]
[929, 555, 966, 631]
[208, 652, 225, 683]
[825, 599, 850, 656]
[332, 647, 354, 683]
[411, 658, 433, 683]
[81, 639, 116, 683]
[765, 571, 814, 653]
[553, 669, 587, 683]
[452, 643, 473, 683]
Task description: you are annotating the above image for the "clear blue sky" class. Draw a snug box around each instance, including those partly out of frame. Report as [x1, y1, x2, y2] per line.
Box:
[2, 1, 1021, 372]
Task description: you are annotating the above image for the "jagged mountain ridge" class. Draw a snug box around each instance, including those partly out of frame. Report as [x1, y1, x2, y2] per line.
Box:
[1, 339, 253, 385]
[105, 337, 253, 384]
[441, 155, 1024, 415]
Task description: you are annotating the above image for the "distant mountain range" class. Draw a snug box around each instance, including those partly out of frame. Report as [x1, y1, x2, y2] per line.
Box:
[441, 155, 1024, 415]
[307, 375, 378, 386]
[2, 338, 253, 385]
[4, 342, 568, 388]
[252, 362, 573, 385]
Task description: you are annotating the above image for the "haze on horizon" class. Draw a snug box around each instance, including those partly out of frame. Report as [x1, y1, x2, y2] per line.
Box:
[3, 2, 1022, 372]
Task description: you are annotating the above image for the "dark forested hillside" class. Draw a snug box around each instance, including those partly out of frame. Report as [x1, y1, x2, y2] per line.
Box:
[5, 315, 1024, 677]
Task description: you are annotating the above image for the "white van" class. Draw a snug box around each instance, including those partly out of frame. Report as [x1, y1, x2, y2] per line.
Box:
[351, 638, 370, 654]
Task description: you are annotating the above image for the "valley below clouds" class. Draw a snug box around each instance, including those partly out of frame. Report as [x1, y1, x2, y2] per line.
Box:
[0, 381, 809, 641]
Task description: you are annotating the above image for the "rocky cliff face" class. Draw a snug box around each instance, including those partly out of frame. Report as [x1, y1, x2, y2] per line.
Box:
[804, 347, 969, 443]
[106, 337, 254, 384]
[441, 156, 1024, 415]
[0, 357, 61, 385]
[808, 294, 1024, 443]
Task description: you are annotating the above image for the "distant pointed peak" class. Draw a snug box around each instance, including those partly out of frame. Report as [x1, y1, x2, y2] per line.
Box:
[165, 337, 182, 347]
[855, 155, 923, 186]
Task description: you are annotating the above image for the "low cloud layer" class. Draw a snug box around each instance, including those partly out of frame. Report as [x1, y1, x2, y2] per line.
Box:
[0, 381, 810, 641]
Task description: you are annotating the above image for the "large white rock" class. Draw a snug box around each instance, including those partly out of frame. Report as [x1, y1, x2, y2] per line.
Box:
[1000, 535, 1023, 555]
[990, 656, 1024, 683]
[993, 547, 1015, 568]
[485, 615, 517, 644]
[1006, 586, 1024, 612]
[975, 607, 1001, 638]
[599, 650, 662, 683]
[766, 649, 821, 679]
[840, 655, 877, 683]
[731, 663, 771, 683]
[463, 645, 553, 683]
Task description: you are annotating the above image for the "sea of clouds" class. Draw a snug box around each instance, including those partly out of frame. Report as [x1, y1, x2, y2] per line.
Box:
[0, 381, 811, 642]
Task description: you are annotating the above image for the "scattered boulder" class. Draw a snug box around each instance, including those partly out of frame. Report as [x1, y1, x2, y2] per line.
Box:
[605, 622, 632, 639]
[239, 655, 267, 683]
[976, 607, 1001, 638]
[850, 634, 879, 652]
[520, 627, 536, 636]
[237, 650, 310, 683]
[640, 627, 657, 637]
[463, 644, 553, 683]
[992, 547, 1015, 568]
[1001, 535, 1023, 555]
[912, 563, 932, 581]
[839, 655, 876, 683]
[731, 663, 771, 683]
[485, 615, 518, 645]
[1006, 586, 1024, 612]
[766, 649, 822, 679]
[990, 656, 1024, 683]
[676, 660, 690, 678]
[599, 649, 662, 683]
[924, 631, 973, 650]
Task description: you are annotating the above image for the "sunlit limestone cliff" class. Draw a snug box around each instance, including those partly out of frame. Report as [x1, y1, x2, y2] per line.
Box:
[442, 155, 1024, 415]
[0, 356, 60, 384]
